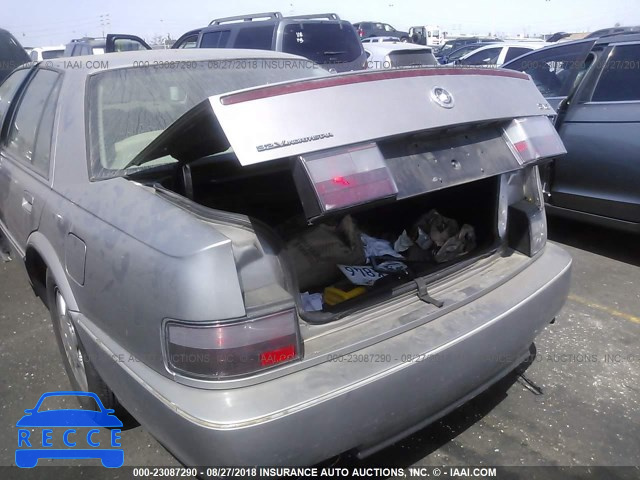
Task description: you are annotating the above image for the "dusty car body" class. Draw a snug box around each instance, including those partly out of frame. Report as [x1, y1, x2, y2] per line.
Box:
[0, 49, 571, 466]
[503, 34, 640, 232]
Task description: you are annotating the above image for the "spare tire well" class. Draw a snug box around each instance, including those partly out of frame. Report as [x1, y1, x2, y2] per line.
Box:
[25, 247, 48, 308]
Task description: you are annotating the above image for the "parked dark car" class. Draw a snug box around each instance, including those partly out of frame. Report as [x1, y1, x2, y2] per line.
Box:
[174, 12, 366, 72]
[503, 34, 640, 232]
[585, 25, 640, 39]
[0, 28, 30, 82]
[353, 21, 410, 42]
[64, 34, 151, 56]
[435, 37, 503, 59]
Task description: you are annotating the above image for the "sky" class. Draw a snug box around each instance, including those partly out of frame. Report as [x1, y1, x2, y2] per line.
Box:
[3, 0, 640, 47]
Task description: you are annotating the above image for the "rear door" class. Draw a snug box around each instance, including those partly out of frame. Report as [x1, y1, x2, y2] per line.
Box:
[550, 41, 640, 222]
[0, 68, 61, 255]
[105, 34, 151, 53]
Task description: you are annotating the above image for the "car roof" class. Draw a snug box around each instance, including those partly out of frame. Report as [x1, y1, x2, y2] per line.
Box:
[362, 36, 401, 42]
[593, 32, 640, 44]
[45, 48, 310, 73]
[504, 33, 640, 60]
[200, 14, 348, 32]
[68, 37, 106, 47]
[364, 42, 433, 53]
[32, 45, 65, 52]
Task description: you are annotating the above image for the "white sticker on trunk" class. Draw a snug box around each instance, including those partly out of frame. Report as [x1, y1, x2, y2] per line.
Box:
[338, 265, 386, 286]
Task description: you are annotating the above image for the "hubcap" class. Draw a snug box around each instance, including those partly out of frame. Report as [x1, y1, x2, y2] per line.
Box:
[56, 289, 88, 391]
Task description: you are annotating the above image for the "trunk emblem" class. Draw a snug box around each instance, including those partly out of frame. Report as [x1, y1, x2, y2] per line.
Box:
[430, 87, 455, 108]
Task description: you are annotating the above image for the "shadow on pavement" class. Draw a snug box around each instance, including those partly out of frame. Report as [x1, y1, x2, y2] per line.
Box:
[327, 346, 539, 468]
[547, 216, 640, 267]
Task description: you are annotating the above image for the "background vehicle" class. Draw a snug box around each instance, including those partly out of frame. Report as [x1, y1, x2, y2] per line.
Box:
[364, 41, 438, 68]
[408, 25, 442, 46]
[585, 25, 640, 39]
[64, 34, 151, 56]
[453, 42, 543, 66]
[0, 28, 29, 82]
[29, 45, 65, 61]
[174, 12, 366, 72]
[0, 48, 570, 467]
[438, 41, 500, 64]
[353, 21, 410, 42]
[361, 36, 401, 43]
[435, 36, 502, 59]
[503, 34, 640, 232]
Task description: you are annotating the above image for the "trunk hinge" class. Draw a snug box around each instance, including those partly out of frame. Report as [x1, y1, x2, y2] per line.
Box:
[414, 277, 444, 308]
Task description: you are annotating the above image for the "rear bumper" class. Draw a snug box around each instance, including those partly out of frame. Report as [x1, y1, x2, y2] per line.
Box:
[77, 243, 571, 467]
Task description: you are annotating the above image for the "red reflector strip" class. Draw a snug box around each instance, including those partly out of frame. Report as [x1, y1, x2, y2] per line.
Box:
[260, 345, 297, 367]
[220, 68, 530, 106]
[514, 140, 529, 153]
[332, 176, 350, 186]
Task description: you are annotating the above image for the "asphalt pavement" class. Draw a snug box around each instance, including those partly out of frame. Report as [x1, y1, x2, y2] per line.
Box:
[0, 216, 638, 476]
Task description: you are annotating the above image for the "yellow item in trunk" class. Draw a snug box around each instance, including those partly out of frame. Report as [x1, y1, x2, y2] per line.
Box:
[323, 286, 367, 306]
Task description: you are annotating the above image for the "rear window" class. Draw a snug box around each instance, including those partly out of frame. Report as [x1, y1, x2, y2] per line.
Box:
[389, 50, 438, 67]
[504, 47, 531, 63]
[87, 59, 328, 179]
[42, 49, 64, 60]
[282, 22, 362, 65]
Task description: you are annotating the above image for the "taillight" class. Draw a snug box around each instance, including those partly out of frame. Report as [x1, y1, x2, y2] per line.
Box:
[357, 28, 364, 37]
[294, 143, 398, 219]
[499, 166, 547, 257]
[165, 309, 301, 380]
[503, 116, 566, 166]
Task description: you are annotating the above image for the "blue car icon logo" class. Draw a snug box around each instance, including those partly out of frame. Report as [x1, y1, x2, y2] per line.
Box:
[16, 391, 123, 468]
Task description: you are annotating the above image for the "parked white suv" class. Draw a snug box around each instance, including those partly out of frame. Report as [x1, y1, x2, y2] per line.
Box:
[452, 42, 543, 67]
[29, 45, 65, 61]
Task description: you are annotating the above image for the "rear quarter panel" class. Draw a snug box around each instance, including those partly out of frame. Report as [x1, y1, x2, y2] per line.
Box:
[42, 70, 246, 376]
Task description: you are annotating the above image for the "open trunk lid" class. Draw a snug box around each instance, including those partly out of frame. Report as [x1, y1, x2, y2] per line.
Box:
[130, 67, 554, 167]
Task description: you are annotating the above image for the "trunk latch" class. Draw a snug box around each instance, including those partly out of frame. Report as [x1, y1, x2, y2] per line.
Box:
[414, 277, 444, 308]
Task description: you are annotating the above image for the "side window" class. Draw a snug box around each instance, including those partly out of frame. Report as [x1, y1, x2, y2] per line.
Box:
[5, 69, 60, 178]
[234, 26, 274, 50]
[113, 38, 147, 52]
[384, 24, 395, 32]
[177, 35, 198, 49]
[0, 69, 30, 130]
[504, 47, 531, 63]
[504, 41, 594, 97]
[201, 30, 230, 48]
[592, 45, 640, 102]
[463, 47, 501, 65]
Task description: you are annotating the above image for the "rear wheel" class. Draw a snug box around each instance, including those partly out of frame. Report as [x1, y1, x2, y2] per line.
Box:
[46, 269, 134, 424]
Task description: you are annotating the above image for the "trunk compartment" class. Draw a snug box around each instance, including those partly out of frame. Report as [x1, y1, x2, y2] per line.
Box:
[154, 145, 501, 322]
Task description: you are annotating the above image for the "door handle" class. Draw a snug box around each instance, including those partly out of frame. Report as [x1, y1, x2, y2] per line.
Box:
[22, 191, 34, 214]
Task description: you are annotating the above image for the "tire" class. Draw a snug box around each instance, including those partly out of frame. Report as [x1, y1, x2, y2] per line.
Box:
[401, 37, 409, 43]
[46, 269, 135, 425]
